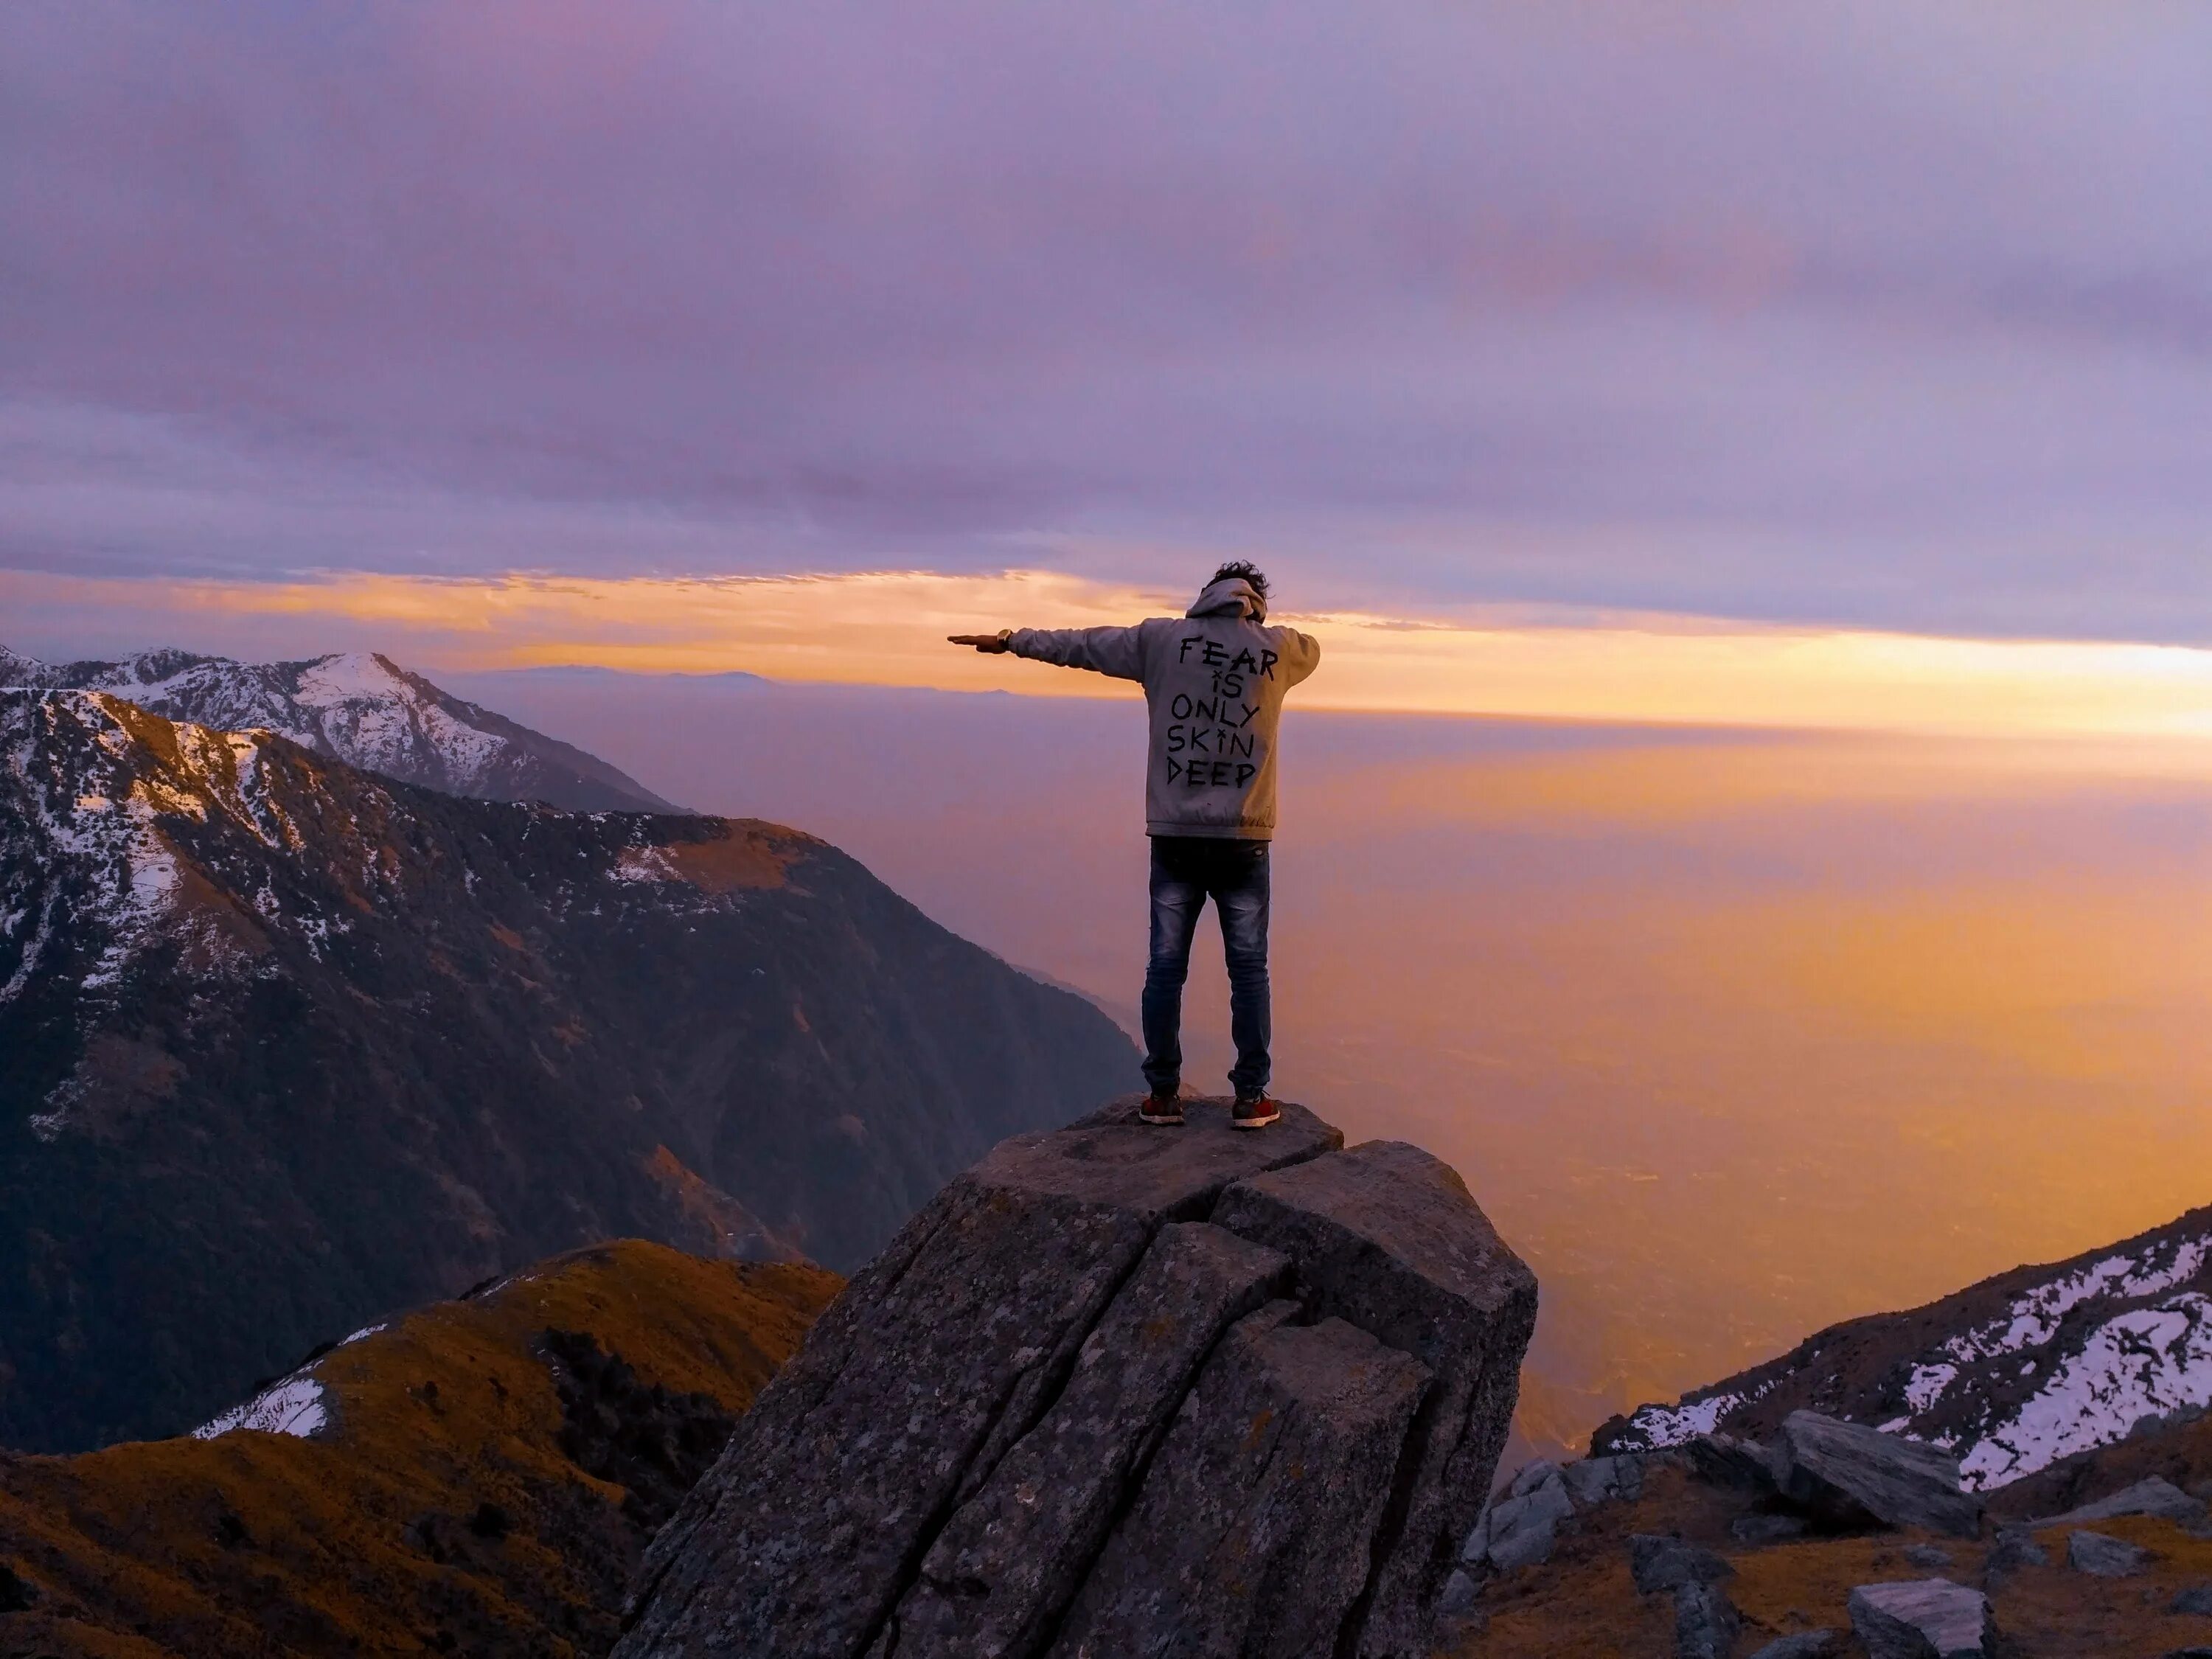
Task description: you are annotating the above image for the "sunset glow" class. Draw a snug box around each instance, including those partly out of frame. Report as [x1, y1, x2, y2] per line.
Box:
[10, 566, 2211, 742]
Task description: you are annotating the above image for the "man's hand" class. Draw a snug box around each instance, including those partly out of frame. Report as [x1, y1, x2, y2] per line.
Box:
[948, 630, 1014, 654]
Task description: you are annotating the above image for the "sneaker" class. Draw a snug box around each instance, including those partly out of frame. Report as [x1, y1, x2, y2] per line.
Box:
[1231, 1096, 1281, 1130]
[1138, 1092, 1184, 1126]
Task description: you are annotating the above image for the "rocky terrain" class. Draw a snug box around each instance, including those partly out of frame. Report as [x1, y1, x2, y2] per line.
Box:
[1445, 1404, 2212, 1657]
[1595, 1203, 2212, 1492]
[1, 643, 676, 811]
[1443, 1200, 2212, 1657]
[0, 1239, 839, 1658]
[0, 689, 1134, 1450]
[616, 1095, 1540, 1659]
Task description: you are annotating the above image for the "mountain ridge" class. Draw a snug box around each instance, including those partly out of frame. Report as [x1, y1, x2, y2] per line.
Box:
[1, 687, 1134, 1451]
[1, 642, 678, 813]
[1593, 1199, 2212, 1492]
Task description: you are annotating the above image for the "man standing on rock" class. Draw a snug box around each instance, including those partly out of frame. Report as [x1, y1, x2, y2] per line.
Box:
[950, 563, 1321, 1130]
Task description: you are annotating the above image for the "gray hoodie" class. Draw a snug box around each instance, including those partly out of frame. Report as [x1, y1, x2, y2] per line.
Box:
[1009, 577, 1321, 840]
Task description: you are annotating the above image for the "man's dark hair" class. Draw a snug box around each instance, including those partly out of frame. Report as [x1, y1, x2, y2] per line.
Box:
[1210, 560, 1268, 597]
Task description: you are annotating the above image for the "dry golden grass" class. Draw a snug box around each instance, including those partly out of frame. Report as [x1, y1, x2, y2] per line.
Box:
[0, 1240, 838, 1658]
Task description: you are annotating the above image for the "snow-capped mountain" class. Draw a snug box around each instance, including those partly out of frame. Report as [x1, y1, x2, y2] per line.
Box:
[1594, 1204, 2212, 1490]
[0, 688, 1134, 1451]
[0, 642, 675, 812]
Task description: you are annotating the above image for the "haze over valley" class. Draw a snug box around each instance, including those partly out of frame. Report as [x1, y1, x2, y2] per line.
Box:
[444, 668, 2212, 1460]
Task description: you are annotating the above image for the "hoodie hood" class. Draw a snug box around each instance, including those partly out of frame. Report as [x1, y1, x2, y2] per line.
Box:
[1186, 577, 1267, 622]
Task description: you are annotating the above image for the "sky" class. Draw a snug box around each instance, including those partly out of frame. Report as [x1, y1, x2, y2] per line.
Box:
[4, 1, 2211, 703]
[7, 4, 2212, 1455]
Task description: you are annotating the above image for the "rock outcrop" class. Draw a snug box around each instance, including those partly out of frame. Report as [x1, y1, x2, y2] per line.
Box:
[2032, 1474, 2206, 1530]
[1465, 1461, 1576, 1572]
[1773, 1411, 1983, 1538]
[614, 1098, 1539, 1659]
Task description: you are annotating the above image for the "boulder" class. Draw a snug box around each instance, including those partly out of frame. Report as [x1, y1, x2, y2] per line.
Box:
[1630, 1534, 1733, 1596]
[1688, 1432, 1781, 1495]
[2068, 1528, 2149, 1577]
[1436, 1569, 1481, 1616]
[614, 1102, 1537, 1659]
[893, 1222, 1291, 1656]
[1209, 1138, 1540, 1655]
[1847, 1579, 1996, 1659]
[1051, 1306, 1429, 1658]
[2171, 1584, 2212, 1615]
[1674, 1580, 1740, 1659]
[1469, 1472, 1573, 1572]
[1749, 1632, 1840, 1659]
[1902, 1544, 1952, 1569]
[1508, 1458, 1561, 1497]
[1983, 1526, 2048, 1579]
[1774, 1411, 1982, 1537]
[1562, 1453, 1644, 1506]
[2035, 1475, 2208, 1530]
[1732, 1514, 1809, 1545]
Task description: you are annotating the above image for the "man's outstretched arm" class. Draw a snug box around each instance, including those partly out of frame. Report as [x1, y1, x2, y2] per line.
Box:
[947, 624, 1147, 681]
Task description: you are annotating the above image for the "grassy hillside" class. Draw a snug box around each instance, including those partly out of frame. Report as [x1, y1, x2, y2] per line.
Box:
[0, 1240, 840, 1657]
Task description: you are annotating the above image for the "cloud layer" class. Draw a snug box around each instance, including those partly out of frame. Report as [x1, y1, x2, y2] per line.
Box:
[4, 3, 2208, 639]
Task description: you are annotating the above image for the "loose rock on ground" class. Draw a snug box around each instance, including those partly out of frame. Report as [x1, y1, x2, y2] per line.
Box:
[1848, 1578, 1997, 1659]
[1747, 1632, 1840, 1659]
[2069, 1528, 2150, 1577]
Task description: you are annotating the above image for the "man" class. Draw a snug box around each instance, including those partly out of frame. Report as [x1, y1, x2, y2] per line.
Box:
[950, 562, 1321, 1129]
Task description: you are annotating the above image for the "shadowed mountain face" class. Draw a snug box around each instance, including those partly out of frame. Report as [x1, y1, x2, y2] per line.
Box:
[1596, 1203, 2212, 1492]
[0, 689, 1135, 1452]
[0, 644, 677, 812]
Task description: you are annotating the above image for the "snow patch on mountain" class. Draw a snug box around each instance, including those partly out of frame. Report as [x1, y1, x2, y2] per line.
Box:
[293, 653, 505, 784]
[1613, 1377, 1778, 1450]
[192, 1376, 329, 1441]
[1, 692, 359, 1062]
[1960, 1294, 2212, 1488]
[612, 846, 681, 883]
[2, 696, 186, 1022]
[1938, 1239, 2212, 1369]
[1905, 1362, 1960, 1413]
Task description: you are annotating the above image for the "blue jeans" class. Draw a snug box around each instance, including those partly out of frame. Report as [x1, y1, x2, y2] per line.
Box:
[1141, 835, 1271, 1101]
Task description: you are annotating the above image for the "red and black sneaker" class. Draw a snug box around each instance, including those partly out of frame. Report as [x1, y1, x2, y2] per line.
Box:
[1138, 1092, 1184, 1126]
[1231, 1096, 1281, 1130]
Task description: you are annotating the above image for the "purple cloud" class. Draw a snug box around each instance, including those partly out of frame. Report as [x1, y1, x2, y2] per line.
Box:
[2, 2, 2208, 638]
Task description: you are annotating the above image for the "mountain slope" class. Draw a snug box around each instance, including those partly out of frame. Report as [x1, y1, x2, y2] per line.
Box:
[0, 644, 676, 812]
[1593, 1203, 2212, 1490]
[0, 1239, 840, 1658]
[0, 689, 1135, 1451]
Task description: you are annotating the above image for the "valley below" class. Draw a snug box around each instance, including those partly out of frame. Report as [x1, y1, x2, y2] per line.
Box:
[450, 668, 2212, 1468]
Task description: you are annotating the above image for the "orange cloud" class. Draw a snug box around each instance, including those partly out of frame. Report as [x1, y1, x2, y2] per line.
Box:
[8, 566, 2212, 743]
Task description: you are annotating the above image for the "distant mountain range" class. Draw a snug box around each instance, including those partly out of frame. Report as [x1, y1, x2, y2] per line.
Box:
[1595, 1202, 2212, 1490]
[0, 644, 676, 812]
[0, 684, 1135, 1451]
